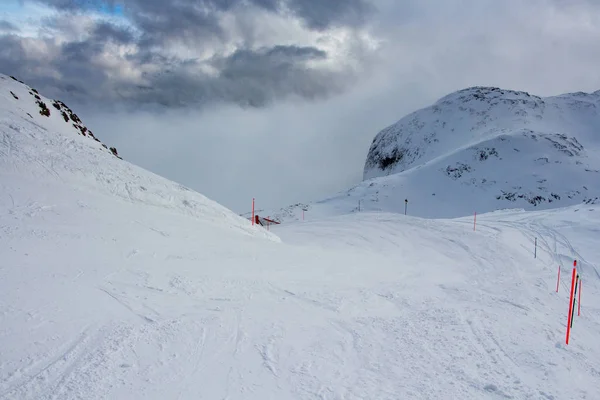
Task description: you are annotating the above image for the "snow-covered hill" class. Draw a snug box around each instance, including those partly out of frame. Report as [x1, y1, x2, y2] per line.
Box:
[1, 75, 600, 399]
[0, 73, 275, 241]
[269, 87, 600, 222]
[365, 87, 600, 179]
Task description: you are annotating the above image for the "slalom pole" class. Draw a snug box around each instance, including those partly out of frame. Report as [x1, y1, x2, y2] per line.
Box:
[252, 198, 255, 226]
[578, 279, 582, 316]
[571, 275, 579, 328]
[566, 261, 577, 345]
[556, 265, 560, 293]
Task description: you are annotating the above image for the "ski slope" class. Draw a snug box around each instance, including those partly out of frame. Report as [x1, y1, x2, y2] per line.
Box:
[1, 74, 600, 399]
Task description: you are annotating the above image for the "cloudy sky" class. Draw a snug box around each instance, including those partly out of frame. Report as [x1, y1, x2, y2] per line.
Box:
[2, 0, 600, 213]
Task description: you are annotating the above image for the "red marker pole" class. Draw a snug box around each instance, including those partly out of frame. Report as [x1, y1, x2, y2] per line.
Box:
[252, 198, 255, 226]
[556, 266, 560, 293]
[566, 261, 577, 345]
[578, 279, 582, 316]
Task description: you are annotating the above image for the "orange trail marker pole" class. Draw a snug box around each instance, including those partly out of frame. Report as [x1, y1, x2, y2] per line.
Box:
[252, 198, 255, 226]
[578, 279, 582, 316]
[556, 266, 560, 293]
[566, 261, 577, 345]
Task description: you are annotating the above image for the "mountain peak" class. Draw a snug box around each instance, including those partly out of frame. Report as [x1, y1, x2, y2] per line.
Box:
[434, 86, 541, 107]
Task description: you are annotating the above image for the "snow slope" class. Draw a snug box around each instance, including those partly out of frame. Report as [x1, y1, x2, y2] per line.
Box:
[270, 87, 600, 222]
[1, 75, 600, 399]
[0, 73, 275, 241]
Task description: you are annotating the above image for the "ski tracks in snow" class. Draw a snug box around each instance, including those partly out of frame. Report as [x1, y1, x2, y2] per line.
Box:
[0, 323, 138, 400]
[494, 216, 600, 280]
[0, 326, 96, 399]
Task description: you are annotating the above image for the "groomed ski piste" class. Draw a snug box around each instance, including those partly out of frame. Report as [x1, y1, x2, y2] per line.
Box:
[1, 74, 599, 399]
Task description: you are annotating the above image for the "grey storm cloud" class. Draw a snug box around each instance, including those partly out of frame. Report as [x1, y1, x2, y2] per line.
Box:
[33, 0, 373, 34]
[0, 0, 373, 108]
[92, 21, 135, 43]
[0, 29, 347, 108]
[125, 45, 345, 108]
[286, 0, 371, 30]
[0, 36, 26, 74]
[0, 20, 20, 32]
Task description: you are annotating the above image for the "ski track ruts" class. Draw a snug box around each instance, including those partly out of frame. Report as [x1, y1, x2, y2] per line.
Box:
[0, 130, 11, 157]
[492, 219, 572, 271]
[97, 286, 159, 324]
[176, 327, 207, 400]
[223, 309, 245, 400]
[46, 323, 139, 400]
[256, 325, 282, 379]
[519, 218, 600, 280]
[266, 283, 340, 314]
[545, 225, 600, 279]
[176, 309, 247, 400]
[0, 326, 97, 400]
[463, 316, 527, 398]
[530, 222, 568, 264]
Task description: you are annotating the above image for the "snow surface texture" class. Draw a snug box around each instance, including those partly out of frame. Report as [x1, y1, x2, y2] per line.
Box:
[1, 75, 600, 399]
[269, 87, 600, 222]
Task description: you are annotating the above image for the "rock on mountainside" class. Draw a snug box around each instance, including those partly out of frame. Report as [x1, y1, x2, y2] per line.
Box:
[269, 86, 600, 221]
[1, 74, 122, 159]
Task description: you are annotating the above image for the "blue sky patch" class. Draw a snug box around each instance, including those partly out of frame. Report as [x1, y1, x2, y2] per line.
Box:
[0, 0, 124, 16]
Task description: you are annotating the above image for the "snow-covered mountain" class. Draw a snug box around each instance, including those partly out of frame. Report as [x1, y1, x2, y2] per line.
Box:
[270, 86, 600, 222]
[1, 74, 600, 399]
